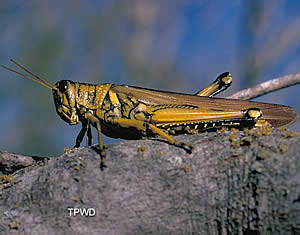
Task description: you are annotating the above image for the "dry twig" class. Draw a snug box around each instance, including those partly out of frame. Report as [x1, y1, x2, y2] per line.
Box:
[228, 72, 300, 100]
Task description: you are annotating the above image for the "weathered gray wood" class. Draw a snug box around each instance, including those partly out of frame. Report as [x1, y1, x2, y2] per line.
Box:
[0, 129, 300, 234]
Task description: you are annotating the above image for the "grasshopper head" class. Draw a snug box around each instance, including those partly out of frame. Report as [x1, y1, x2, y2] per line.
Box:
[1, 60, 80, 126]
[53, 80, 79, 125]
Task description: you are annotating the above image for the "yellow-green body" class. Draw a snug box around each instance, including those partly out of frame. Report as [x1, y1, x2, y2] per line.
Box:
[2, 60, 298, 169]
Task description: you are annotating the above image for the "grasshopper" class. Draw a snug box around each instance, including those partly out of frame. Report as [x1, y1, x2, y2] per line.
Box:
[2, 60, 297, 169]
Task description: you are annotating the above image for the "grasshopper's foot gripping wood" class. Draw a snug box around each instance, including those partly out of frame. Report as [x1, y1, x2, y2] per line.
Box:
[144, 122, 193, 153]
[92, 146, 107, 170]
[174, 141, 193, 154]
[84, 113, 107, 170]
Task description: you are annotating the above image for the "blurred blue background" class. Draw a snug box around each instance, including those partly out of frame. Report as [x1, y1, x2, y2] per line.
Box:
[0, 0, 300, 157]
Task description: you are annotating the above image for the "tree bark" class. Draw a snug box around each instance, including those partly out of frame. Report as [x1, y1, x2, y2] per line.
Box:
[0, 129, 300, 234]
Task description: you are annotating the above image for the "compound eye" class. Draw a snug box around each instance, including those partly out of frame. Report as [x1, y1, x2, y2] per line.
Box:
[58, 80, 68, 93]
